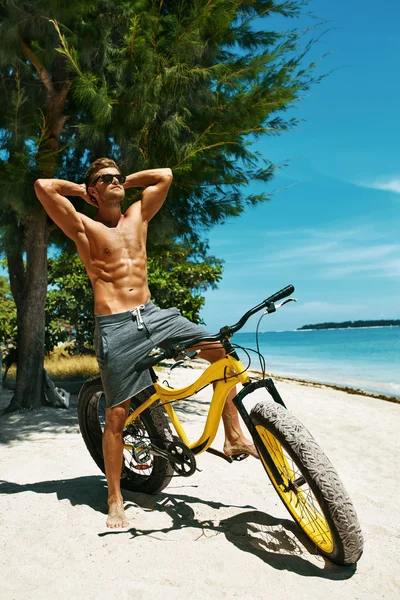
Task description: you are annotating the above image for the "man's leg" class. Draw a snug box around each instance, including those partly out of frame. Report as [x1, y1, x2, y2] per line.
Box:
[102, 398, 131, 528]
[220, 386, 259, 458]
[196, 343, 258, 459]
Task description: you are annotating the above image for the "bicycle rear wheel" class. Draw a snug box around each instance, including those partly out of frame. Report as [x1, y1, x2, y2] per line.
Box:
[78, 375, 174, 494]
[250, 401, 363, 566]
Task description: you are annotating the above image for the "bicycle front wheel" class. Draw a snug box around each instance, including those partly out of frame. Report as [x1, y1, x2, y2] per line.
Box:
[250, 401, 363, 566]
[78, 375, 174, 494]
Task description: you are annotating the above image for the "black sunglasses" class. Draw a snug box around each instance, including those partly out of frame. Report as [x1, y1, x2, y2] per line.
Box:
[92, 173, 126, 185]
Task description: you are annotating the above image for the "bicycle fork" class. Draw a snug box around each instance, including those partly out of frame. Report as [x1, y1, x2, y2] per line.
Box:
[233, 378, 287, 489]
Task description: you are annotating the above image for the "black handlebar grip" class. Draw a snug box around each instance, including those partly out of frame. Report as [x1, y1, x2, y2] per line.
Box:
[265, 284, 295, 305]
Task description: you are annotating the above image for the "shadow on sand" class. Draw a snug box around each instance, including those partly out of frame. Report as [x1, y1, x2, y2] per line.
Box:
[0, 474, 108, 513]
[105, 488, 356, 580]
[0, 394, 80, 444]
[0, 473, 356, 579]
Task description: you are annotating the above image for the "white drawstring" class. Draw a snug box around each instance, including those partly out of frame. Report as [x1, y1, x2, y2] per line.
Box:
[130, 304, 146, 330]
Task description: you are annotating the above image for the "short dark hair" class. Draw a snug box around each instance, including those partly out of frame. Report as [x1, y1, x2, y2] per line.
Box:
[84, 157, 120, 189]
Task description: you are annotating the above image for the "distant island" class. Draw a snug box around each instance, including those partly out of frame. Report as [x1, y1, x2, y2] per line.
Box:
[297, 320, 400, 330]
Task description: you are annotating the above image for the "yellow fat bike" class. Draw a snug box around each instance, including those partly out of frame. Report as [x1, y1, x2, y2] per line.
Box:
[78, 285, 363, 566]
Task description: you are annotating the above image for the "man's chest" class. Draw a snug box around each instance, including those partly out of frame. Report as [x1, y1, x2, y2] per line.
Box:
[81, 219, 147, 263]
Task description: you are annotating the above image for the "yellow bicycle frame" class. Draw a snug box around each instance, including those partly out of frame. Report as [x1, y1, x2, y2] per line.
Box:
[124, 353, 250, 454]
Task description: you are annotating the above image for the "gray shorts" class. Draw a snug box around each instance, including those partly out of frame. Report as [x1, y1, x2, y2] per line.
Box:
[94, 300, 211, 408]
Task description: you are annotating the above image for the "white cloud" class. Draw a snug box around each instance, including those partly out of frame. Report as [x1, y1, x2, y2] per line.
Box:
[356, 177, 400, 194]
[375, 180, 400, 193]
[221, 225, 400, 281]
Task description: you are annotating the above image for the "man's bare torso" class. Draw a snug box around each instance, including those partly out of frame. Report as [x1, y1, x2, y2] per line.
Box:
[77, 203, 150, 315]
[34, 165, 173, 316]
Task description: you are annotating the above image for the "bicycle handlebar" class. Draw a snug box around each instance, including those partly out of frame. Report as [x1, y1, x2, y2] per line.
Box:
[264, 284, 295, 305]
[135, 284, 295, 372]
[223, 284, 295, 337]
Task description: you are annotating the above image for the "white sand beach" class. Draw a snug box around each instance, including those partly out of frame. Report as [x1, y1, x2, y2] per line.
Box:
[1, 366, 399, 600]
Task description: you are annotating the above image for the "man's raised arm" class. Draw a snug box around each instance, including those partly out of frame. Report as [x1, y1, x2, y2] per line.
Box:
[34, 179, 95, 241]
[124, 168, 173, 222]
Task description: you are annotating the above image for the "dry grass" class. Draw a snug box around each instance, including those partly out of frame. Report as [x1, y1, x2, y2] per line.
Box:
[3, 345, 99, 382]
[44, 354, 99, 381]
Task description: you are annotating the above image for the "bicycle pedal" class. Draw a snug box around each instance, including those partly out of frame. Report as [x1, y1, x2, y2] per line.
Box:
[206, 447, 233, 463]
[230, 453, 249, 462]
[132, 441, 151, 464]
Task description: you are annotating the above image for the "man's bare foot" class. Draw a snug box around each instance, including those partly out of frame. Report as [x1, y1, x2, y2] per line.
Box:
[106, 501, 129, 528]
[223, 438, 259, 460]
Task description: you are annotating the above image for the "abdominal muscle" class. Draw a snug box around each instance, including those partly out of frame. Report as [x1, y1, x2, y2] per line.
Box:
[89, 255, 151, 315]
[92, 273, 151, 315]
[77, 219, 151, 315]
[80, 239, 150, 315]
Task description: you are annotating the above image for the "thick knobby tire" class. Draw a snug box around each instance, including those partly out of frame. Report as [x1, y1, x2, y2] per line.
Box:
[78, 375, 174, 494]
[250, 401, 364, 566]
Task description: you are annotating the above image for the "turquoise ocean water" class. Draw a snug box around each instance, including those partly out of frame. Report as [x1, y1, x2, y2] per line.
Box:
[232, 327, 400, 398]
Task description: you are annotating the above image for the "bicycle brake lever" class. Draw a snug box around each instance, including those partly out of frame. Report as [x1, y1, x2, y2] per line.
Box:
[278, 298, 297, 308]
[169, 360, 186, 372]
[264, 302, 276, 314]
[264, 298, 297, 314]
[170, 350, 199, 370]
[186, 349, 200, 359]
[176, 349, 200, 361]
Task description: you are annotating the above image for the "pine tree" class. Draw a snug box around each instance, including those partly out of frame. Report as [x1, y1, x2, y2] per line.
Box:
[0, 0, 323, 410]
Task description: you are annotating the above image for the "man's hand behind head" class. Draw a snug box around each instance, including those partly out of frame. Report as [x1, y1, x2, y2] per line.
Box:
[80, 184, 98, 207]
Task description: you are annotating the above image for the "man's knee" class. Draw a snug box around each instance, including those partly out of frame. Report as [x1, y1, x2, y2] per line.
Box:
[104, 401, 129, 433]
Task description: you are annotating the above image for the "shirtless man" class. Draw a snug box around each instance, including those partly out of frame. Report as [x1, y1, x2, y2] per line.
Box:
[35, 158, 257, 528]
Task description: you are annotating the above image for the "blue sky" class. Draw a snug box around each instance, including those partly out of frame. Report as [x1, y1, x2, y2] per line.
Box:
[201, 0, 400, 332]
[1, 1, 398, 334]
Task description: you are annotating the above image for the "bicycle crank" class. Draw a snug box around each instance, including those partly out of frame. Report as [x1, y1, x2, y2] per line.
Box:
[167, 440, 197, 476]
[149, 439, 197, 476]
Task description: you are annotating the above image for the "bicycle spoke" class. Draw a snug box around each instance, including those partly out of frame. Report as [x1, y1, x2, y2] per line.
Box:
[256, 425, 334, 553]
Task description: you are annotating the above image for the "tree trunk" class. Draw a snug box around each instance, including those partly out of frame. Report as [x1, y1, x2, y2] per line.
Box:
[5, 210, 49, 411]
[3, 42, 70, 413]
[7, 236, 26, 340]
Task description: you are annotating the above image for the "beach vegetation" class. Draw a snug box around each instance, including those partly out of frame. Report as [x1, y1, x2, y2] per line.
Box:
[3, 344, 99, 383]
[298, 320, 400, 330]
[0, 0, 325, 410]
